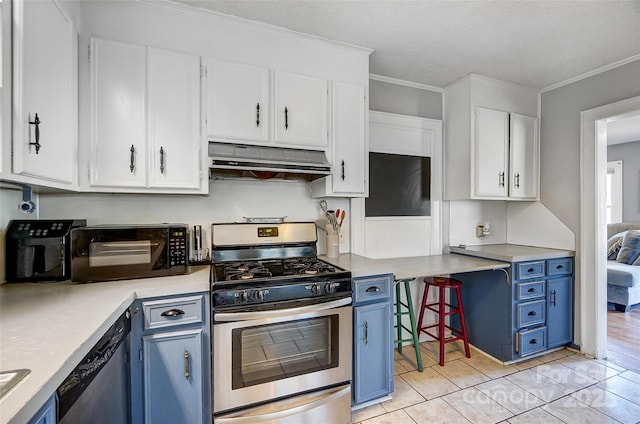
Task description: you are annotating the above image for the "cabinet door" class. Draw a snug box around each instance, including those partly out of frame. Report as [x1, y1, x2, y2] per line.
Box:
[206, 59, 269, 144]
[474, 107, 509, 198]
[547, 277, 573, 348]
[148, 48, 201, 189]
[90, 38, 147, 187]
[274, 71, 328, 148]
[27, 394, 56, 424]
[143, 329, 205, 424]
[353, 302, 393, 405]
[332, 82, 366, 195]
[13, 0, 75, 184]
[509, 113, 538, 199]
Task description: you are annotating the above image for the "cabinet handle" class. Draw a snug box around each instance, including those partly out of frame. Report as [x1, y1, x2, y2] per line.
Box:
[515, 331, 519, 353]
[530, 339, 538, 345]
[499, 172, 505, 187]
[556, 265, 564, 270]
[284, 107, 289, 130]
[515, 173, 520, 189]
[161, 309, 185, 317]
[551, 289, 557, 306]
[365, 286, 380, 293]
[527, 287, 536, 293]
[527, 268, 535, 273]
[130, 145, 136, 173]
[256, 103, 260, 127]
[528, 311, 537, 316]
[160, 146, 165, 174]
[184, 350, 191, 380]
[341, 160, 345, 181]
[28, 113, 42, 154]
[364, 321, 368, 345]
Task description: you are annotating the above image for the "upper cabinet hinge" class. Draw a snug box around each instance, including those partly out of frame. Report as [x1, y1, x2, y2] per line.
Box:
[200, 65, 206, 78]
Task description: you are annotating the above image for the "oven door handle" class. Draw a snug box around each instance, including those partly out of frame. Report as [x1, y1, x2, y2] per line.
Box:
[214, 297, 352, 322]
[214, 385, 350, 423]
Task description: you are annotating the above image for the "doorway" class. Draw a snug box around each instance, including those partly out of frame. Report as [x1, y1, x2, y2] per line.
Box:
[579, 95, 640, 360]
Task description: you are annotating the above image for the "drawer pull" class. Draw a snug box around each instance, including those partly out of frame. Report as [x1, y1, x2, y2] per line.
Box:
[161, 309, 185, 317]
[364, 321, 369, 345]
[527, 268, 535, 273]
[365, 286, 381, 293]
[556, 265, 564, 270]
[529, 339, 538, 345]
[184, 350, 191, 380]
[528, 311, 537, 316]
[527, 288, 536, 293]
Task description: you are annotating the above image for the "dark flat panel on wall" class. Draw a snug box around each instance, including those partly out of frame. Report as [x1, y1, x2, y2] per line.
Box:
[365, 153, 430, 217]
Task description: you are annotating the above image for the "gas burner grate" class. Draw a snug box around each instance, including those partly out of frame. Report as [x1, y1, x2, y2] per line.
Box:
[223, 262, 272, 281]
[283, 258, 336, 275]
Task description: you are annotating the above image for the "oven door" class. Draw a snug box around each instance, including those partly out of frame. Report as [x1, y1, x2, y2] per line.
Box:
[212, 297, 352, 414]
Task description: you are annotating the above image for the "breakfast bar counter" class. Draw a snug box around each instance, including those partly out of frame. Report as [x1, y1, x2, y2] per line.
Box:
[320, 252, 509, 279]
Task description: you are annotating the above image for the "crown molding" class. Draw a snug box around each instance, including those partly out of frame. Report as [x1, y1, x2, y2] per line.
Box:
[370, 74, 443, 93]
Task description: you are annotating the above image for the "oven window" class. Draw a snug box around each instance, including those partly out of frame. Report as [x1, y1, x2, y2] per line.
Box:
[231, 315, 339, 389]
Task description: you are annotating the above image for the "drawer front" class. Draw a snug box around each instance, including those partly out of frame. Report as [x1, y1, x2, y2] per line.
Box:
[143, 295, 205, 330]
[353, 275, 392, 305]
[516, 281, 546, 300]
[515, 261, 545, 280]
[516, 299, 546, 328]
[547, 258, 573, 276]
[518, 327, 547, 356]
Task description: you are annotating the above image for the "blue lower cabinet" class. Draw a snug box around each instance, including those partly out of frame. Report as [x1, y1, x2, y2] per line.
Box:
[27, 394, 56, 424]
[143, 329, 204, 424]
[547, 276, 573, 348]
[352, 274, 394, 406]
[130, 293, 210, 424]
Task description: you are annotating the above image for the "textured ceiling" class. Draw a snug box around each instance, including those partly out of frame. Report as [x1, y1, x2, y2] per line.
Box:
[170, 0, 640, 89]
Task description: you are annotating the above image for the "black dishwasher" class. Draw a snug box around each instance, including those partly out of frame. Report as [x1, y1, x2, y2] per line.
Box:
[57, 309, 131, 423]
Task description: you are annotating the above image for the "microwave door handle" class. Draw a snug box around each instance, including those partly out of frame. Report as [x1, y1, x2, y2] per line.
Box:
[214, 385, 350, 424]
[214, 297, 352, 322]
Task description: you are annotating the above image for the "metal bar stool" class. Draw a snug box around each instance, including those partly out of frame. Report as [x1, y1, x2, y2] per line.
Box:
[418, 276, 471, 366]
[393, 278, 423, 372]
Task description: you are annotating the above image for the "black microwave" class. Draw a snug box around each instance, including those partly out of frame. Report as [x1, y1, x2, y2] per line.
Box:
[70, 224, 189, 282]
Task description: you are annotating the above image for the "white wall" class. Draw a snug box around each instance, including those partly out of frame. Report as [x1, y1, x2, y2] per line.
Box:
[38, 177, 351, 256]
[607, 140, 640, 223]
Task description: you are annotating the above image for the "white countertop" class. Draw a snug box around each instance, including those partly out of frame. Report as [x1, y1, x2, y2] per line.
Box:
[320, 253, 509, 280]
[0, 266, 210, 424]
[449, 244, 575, 262]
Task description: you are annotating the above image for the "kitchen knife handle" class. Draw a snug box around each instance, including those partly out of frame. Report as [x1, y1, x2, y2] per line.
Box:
[29, 113, 41, 154]
[364, 321, 368, 345]
[130, 145, 136, 173]
[256, 103, 260, 127]
[184, 350, 191, 380]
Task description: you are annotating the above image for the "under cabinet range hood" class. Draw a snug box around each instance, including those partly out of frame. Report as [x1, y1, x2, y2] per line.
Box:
[208, 142, 331, 179]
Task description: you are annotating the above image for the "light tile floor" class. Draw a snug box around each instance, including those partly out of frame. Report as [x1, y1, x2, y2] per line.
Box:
[352, 341, 640, 424]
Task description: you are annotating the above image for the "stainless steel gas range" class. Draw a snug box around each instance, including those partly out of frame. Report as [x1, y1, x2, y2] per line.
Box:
[210, 222, 353, 424]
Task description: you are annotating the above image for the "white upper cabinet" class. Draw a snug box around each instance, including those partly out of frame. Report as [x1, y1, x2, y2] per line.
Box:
[311, 81, 367, 197]
[11, 0, 77, 187]
[90, 39, 147, 188]
[273, 71, 328, 149]
[444, 74, 539, 201]
[148, 48, 201, 189]
[205, 59, 269, 144]
[474, 107, 509, 197]
[509, 113, 538, 199]
[88, 38, 204, 193]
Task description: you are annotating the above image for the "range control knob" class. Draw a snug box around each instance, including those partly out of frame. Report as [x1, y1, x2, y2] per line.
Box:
[310, 283, 321, 295]
[324, 282, 337, 294]
[254, 288, 264, 301]
[239, 290, 248, 303]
